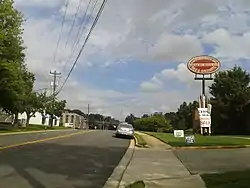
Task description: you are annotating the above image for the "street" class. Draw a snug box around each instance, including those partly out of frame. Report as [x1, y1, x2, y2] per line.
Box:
[0, 130, 130, 188]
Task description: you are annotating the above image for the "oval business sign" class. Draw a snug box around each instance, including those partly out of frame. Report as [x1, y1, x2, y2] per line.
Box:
[187, 55, 220, 75]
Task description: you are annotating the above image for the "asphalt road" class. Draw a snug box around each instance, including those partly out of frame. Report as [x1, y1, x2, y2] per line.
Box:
[174, 148, 250, 174]
[0, 130, 130, 188]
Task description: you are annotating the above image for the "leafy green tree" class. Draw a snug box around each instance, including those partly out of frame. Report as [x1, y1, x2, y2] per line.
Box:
[141, 114, 149, 118]
[43, 99, 66, 127]
[2, 69, 35, 126]
[165, 101, 198, 130]
[125, 113, 137, 125]
[209, 66, 250, 134]
[22, 92, 46, 127]
[164, 112, 179, 129]
[0, 0, 26, 108]
[134, 114, 172, 132]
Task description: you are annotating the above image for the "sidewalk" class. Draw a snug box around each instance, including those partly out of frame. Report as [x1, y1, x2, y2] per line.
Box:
[119, 132, 206, 188]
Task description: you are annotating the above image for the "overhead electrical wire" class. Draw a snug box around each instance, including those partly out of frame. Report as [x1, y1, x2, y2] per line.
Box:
[64, 0, 83, 48]
[60, 0, 98, 75]
[52, 0, 70, 64]
[58, 0, 96, 87]
[56, 0, 108, 95]
[57, 0, 86, 86]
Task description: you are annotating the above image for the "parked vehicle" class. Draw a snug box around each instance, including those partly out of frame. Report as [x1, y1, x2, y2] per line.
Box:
[115, 123, 134, 138]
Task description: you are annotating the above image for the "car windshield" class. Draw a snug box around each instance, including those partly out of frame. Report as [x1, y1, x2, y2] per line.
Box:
[118, 124, 133, 129]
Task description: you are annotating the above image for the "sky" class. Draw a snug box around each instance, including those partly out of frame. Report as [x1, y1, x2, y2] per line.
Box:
[13, 0, 250, 120]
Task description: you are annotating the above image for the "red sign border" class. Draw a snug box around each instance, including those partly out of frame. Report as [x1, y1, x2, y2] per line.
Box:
[187, 55, 221, 75]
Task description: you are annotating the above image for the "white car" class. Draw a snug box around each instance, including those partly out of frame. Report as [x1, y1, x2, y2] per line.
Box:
[115, 123, 134, 138]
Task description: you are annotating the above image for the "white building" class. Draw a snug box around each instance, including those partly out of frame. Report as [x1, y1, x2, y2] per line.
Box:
[18, 112, 60, 126]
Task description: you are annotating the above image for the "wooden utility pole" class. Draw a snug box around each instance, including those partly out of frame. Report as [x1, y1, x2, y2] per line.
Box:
[87, 104, 90, 128]
[49, 70, 61, 126]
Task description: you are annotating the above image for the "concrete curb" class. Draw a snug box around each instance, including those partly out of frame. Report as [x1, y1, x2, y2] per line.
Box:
[134, 133, 148, 148]
[0, 129, 74, 136]
[143, 132, 250, 150]
[103, 139, 135, 188]
[172, 145, 250, 150]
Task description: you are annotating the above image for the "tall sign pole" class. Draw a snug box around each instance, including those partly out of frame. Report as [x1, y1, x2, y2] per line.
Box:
[187, 55, 221, 135]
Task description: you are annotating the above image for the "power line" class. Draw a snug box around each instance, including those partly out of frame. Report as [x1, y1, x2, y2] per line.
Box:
[52, 0, 70, 64]
[60, 0, 98, 75]
[56, 0, 107, 95]
[64, 0, 83, 48]
[58, 0, 96, 87]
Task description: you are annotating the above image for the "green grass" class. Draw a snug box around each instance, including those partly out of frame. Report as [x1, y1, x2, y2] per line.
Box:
[201, 169, 250, 188]
[145, 132, 250, 147]
[0, 124, 69, 133]
[125, 181, 145, 188]
[134, 133, 147, 147]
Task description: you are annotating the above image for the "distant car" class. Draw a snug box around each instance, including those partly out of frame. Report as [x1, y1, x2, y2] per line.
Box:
[115, 123, 134, 138]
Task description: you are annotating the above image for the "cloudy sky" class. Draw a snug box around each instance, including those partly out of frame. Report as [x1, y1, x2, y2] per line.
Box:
[14, 0, 250, 120]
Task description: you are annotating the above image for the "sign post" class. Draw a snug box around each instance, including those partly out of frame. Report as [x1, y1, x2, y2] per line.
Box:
[187, 55, 221, 135]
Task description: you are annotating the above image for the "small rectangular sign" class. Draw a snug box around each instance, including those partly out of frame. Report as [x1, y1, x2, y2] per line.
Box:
[174, 130, 184, 137]
[185, 135, 195, 144]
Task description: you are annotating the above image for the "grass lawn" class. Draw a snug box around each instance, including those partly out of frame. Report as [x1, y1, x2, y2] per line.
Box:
[145, 132, 250, 147]
[0, 124, 69, 133]
[125, 181, 145, 188]
[201, 169, 250, 188]
[134, 133, 147, 147]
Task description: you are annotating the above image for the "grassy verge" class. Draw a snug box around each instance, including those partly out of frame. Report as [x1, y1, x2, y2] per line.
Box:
[134, 133, 147, 147]
[145, 132, 250, 147]
[125, 181, 145, 188]
[0, 124, 69, 133]
[201, 169, 250, 188]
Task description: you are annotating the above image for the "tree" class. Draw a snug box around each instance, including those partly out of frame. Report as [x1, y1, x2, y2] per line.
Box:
[209, 66, 250, 134]
[125, 113, 137, 125]
[164, 100, 198, 130]
[43, 99, 66, 127]
[0, 0, 26, 110]
[2, 68, 35, 126]
[141, 114, 149, 118]
[164, 112, 179, 129]
[134, 114, 172, 132]
[71, 109, 86, 117]
[22, 92, 44, 127]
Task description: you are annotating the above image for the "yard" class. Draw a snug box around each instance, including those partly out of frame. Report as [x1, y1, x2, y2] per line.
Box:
[145, 132, 250, 147]
[201, 168, 250, 188]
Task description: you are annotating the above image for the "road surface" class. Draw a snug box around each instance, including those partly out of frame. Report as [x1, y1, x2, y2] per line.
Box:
[0, 130, 130, 188]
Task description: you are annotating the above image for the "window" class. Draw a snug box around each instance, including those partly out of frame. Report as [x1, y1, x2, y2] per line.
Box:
[71, 115, 74, 123]
[65, 115, 69, 123]
[54, 119, 57, 125]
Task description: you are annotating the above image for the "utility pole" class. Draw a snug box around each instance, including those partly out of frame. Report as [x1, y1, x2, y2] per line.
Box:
[102, 117, 104, 130]
[87, 104, 89, 128]
[49, 70, 61, 126]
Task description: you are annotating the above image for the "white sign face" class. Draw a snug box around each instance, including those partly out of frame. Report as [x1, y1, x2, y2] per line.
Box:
[200, 117, 211, 127]
[174, 130, 184, 137]
[198, 108, 211, 128]
[185, 135, 195, 144]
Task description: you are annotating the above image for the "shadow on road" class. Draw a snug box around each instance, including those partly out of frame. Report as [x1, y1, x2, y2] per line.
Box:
[0, 142, 129, 188]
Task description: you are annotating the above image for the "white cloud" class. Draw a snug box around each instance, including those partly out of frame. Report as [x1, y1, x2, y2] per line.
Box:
[13, 0, 250, 120]
[140, 76, 163, 92]
[202, 28, 250, 60]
